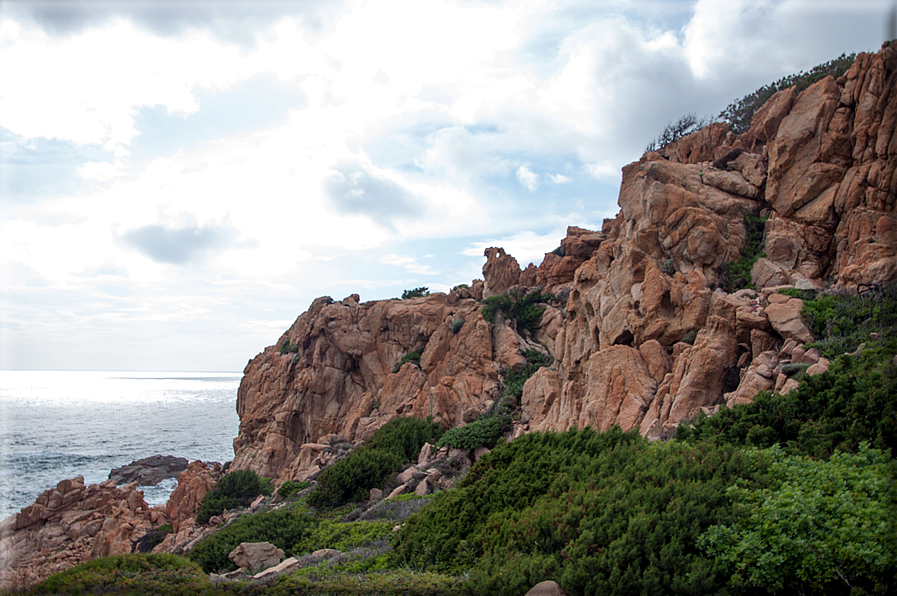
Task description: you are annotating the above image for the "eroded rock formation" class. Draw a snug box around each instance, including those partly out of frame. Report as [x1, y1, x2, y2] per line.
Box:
[232, 45, 897, 478]
[0, 477, 166, 591]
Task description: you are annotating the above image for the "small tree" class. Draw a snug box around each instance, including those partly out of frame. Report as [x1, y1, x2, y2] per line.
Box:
[645, 113, 713, 152]
[402, 287, 430, 299]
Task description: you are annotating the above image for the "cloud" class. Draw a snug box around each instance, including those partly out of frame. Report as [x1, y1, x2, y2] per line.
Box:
[380, 253, 438, 275]
[119, 217, 256, 265]
[550, 173, 571, 184]
[516, 165, 539, 191]
[462, 228, 571, 268]
[322, 158, 424, 229]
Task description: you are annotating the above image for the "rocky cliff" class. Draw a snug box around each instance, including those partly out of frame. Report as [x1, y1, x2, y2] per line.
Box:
[231, 45, 897, 482]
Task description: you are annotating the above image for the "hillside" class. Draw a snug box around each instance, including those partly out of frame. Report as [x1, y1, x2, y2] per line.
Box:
[2, 44, 896, 595]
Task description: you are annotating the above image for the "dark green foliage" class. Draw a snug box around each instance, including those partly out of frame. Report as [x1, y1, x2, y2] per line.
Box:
[502, 349, 553, 401]
[700, 445, 897, 595]
[719, 53, 855, 134]
[189, 505, 317, 573]
[196, 469, 273, 524]
[680, 329, 698, 345]
[437, 349, 552, 451]
[799, 282, 897, 358]
[677, 339, 897, 458]
[366, 416, 445, 462]
[779, 362, 810, 381]
[451, 284, 470, 291]
[436, 415, 512, 451]
[277, 480, 310, 499]
[481, 289, 554, 335]
[393, 348, 423, 373]
[645, 112, 713, 152]
[402, 287, 430, 299]
[279, 340, 299, 355]
[660, 258, 676, 276]
[28, 553, 228, 595]
[393, 427, 760, 595]
[451, 316, 464, 333]
[718, 210, 769, 293]
[308, 417, 443, 510]
[271, 567, 466, 596]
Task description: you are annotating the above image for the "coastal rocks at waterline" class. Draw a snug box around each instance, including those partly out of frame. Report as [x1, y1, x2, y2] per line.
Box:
[0, 477, 166, 591]
[108, 454, 189, 487]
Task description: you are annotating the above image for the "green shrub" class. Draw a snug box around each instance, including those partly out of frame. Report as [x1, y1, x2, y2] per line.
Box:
[437, 414, 512, 451]
[402, 287, 430, 299]
[450, 316, 464, 333]
[272, 567, 466, 596]
[28, 553, 224, 595]
[720, 53, 855, 134]
[278, 480, 311, 499]
[189, 504, 317, 573]
[365, 416, 444, 462]
[660, 258, 676, 276]
[279, 340, 299, 355]
[800, 282, 897, 358]
[700, 444, 897, 594]
[502, 349, 553, 401]
[451, 284, 470, 291]
[680, 329, 698, 345]
[676, 339, 897, 458]
[196, 469, 273, 524]
[308, 417, 443, 510]
[393, 348, 423, 373]
[481, 289, 554, 335]
[717, 209, 769, 293]
[393, 428, 762, 595]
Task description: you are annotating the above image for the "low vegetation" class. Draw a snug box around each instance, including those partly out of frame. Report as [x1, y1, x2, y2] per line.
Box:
[393, 348, 423, 373]
[717, 209, 769, 292]
[644, 112, 713, 152]
[481, 289, 554, 335]
[197, 470, 273, 525]
[307, 417, 443, 510]
[402, 287, 430, 299]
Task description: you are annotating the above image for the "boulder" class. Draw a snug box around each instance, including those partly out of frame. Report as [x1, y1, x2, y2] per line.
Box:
[228, 542, 284, 574]
[525, 580, 568, 596]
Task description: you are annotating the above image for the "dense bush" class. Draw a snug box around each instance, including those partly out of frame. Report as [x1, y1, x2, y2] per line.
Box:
[717, 209, 769, 292]
[436, 414, 512, 451]
[797, 282, 897, 358]
[308, 417, 443, 510]
[393, 348, 423, 373]
[402, 287, 430, 299]
[277, 480, 311, 499]
[394, 427, 761, 595]
[502, 349, 553, 401]
[700, 445, 897, 595]
[677, 339, 897, 458]
[719, 53, 855, 134]
[279, 340, 299, 355]
[481, 289, 554, 335]
[196, 469, 273, 524]
[27, 553, 227, 595]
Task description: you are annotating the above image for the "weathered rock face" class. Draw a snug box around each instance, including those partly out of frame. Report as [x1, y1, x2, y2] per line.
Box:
[232, 46, 897, 483]
[0, 477, 166, 591]
[108, 454, 189, 487]
[166, 460, 221, 534]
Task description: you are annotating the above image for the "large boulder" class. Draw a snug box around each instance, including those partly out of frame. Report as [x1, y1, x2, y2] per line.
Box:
[228, 542, 284, 574]
[108, 454, 188, 487]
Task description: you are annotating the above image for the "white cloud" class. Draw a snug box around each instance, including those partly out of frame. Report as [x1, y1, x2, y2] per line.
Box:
[78, 161, 126, 180]
[462, 228, 570, 268]
[516, 165, 540, 192]
[550, 173, 571, 184]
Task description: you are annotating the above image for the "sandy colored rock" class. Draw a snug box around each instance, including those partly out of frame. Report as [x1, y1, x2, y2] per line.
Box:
[525, 580, 569, 596]
[765, 298, 815, 343]
[228, 542, 284, 574]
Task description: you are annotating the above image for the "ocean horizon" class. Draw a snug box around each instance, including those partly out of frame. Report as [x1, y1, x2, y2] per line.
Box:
[0, 370, 241, 521]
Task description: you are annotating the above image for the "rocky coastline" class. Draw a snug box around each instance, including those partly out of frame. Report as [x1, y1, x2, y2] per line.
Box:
[2, 44, 896, 592]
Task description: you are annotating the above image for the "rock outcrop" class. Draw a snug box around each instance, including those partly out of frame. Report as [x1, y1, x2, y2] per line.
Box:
[231, 46, 897, 479]
[108, 455, 189, 487]
[0, 477, 166, 591]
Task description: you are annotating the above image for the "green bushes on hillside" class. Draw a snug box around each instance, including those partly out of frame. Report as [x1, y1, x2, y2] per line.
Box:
[393, 427, 761, 594]
[308, 417, 443, 510]
[717, 209, 769, 293]
[196, 469, 273, 524]
[481, 289, 554, 335]
[700, 444, 897, 595]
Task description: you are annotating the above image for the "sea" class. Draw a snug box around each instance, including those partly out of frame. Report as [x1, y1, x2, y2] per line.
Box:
[0, 370, 241, 522]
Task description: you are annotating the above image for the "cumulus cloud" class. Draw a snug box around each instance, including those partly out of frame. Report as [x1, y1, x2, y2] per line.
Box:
[322, 158, 425, 229]
[119, 217, 256, 265]
[550, 173, 571, 184]
[516, 165, 539, 192]
[462, 228, 571, 268]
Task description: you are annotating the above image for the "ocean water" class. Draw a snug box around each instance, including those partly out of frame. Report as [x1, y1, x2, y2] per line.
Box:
[0, 371, 241, 521]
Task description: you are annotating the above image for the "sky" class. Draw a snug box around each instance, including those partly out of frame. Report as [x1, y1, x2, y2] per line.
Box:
[0, 0, 891, 372]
